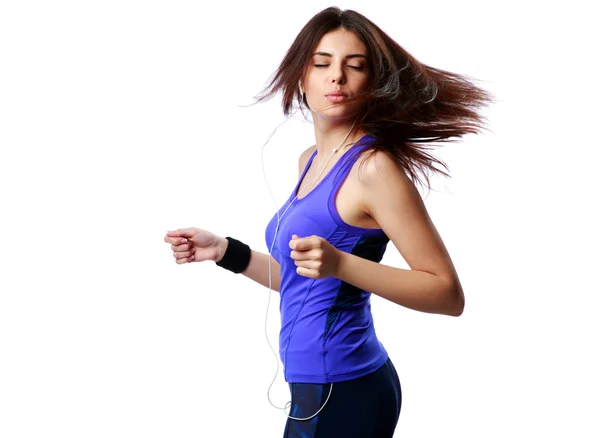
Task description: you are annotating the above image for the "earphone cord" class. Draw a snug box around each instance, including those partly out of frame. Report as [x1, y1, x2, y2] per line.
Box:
[260, 109, 358, 420]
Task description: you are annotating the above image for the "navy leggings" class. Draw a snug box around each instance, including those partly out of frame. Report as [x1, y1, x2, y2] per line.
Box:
[283, 357, 401, 437]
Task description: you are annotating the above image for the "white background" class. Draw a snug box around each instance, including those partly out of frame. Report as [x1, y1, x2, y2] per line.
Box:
[1, 0, 598, 437]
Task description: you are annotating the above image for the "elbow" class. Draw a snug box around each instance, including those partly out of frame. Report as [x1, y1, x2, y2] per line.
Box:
[444, 281, 465, 317]
[451, 297, 465, 317]
[451, 285, 465, 317]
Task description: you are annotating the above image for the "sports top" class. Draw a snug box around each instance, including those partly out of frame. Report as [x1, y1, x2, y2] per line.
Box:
[264, 134, 391, 384]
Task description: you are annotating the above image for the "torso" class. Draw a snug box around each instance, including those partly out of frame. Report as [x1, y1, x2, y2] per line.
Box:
[296, 145, 381, 230]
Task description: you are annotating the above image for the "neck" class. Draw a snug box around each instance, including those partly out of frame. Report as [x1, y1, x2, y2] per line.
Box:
[312, 115, 366, 158]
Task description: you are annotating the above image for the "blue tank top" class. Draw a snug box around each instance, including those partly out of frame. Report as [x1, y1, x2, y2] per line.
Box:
[264, 135, 391, 384]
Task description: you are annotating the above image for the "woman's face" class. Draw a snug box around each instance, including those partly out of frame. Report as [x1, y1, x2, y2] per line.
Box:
[302, 28, 371, 121]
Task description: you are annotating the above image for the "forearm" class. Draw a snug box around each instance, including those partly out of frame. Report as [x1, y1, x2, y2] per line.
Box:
[242, 249, 282, 292]
[217, 238, 281, 292]
[336, 251, 464, 316]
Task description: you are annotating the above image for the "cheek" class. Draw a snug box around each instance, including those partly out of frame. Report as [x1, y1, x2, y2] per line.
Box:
[354, 74, 371, 92]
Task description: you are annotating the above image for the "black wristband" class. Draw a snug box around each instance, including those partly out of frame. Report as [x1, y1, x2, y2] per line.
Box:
[215, 237, 251, 274]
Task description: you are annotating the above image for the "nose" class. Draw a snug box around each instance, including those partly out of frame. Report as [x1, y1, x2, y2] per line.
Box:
[329, 63, 345, 85]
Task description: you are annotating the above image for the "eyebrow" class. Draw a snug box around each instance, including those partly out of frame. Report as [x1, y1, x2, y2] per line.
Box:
[312, 51, 368, 60]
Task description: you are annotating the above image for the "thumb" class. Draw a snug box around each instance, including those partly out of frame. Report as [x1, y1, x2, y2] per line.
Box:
[291, 234, 300, 239]
[166, 228, 195, 238]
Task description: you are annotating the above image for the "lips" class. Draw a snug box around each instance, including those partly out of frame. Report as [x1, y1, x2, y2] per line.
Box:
[326, 90, 348, 104]
[326, 92, 347, 103]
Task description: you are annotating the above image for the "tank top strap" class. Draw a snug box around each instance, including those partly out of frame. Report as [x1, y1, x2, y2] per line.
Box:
[331, 135, 376, 188]
[290, 149, 318, 201]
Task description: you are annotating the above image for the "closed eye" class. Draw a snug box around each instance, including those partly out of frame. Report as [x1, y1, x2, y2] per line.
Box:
[314, 64, 365, 70]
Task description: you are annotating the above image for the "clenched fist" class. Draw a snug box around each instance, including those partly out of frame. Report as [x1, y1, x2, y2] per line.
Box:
[164, 227, 227, 265]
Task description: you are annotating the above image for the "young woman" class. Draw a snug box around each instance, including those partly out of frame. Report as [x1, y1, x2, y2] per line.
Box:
[164, 7, 492, 437]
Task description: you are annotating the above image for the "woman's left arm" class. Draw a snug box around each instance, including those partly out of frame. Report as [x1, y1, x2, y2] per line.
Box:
[337, 151, 465, 317]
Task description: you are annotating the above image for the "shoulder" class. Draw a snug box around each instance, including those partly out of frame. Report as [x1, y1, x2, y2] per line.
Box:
[358, 149, 416, 215]
[356, 148, 411, 186]
[298, 144, 317, 177]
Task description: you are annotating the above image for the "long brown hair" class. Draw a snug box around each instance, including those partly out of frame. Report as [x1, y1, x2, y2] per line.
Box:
[254, 6, 495, 191]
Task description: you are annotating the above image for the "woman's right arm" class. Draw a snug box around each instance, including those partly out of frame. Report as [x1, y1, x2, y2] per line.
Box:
[213, 146, 314, 292]
[216, 238, 281, 292]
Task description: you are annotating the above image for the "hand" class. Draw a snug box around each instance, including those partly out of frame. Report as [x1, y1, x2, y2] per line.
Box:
[289, 234, 342, 280]
[164, 227, 225, 265]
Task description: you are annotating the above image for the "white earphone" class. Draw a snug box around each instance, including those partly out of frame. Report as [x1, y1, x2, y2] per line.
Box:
[260, 101, 359, 420]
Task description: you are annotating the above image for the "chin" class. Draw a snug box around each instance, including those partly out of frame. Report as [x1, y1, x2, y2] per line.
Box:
[311, 102, 361, 121]
[316, 109, 360, 123]
[309, 96, 364, 120]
